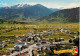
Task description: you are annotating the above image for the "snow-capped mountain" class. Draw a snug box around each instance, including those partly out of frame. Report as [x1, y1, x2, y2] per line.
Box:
[10, 3, 32, 9]
[0, 4, 60, 21]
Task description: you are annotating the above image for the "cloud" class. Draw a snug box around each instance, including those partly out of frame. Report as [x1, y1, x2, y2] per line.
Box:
[18, 2, 64, 9]
[62, 3, 80, 9]
[41, 2, 79, 9]
[20, 2, 79, 9]
[0, 1, 79, 9]
[0, 1, 9, 7]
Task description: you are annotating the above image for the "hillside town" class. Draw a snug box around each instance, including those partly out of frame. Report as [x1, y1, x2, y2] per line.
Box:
[0, 27, 79, 56]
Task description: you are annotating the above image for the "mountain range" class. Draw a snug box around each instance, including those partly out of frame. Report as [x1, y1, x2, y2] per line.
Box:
[39, 7, 79, 23]
[0, 4, 59, 21]
[0, 3, 79, 23]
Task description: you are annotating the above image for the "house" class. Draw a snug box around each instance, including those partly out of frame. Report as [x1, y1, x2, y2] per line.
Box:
[16, 36, 19, 39]
[37, 40, 41, 46]
[47, 32, 52, 35]
[41, 46, 47, 50]
[46, 47, 50, 50]
[60, 29, 64, 33]
[28, 36, 33, 39]
[1, 41, 5, 44]
[41, 39, 48, 44]
[22, 51, 30, 56]
[14, 42, 27, 51]
[51, 30, 56, 34]
[6, 39, 10, 43]
[30, 40, 34, 45]
[0, 44, 5, 48]
[7, 48, 14, 51]
[37, 37, 41, 40]
[14, 42, 27, 47]
[14, 46, 22, 51]
[53, 42, 61, 44]
[32, 50, 38, 56]
[58, 38, 64, 41]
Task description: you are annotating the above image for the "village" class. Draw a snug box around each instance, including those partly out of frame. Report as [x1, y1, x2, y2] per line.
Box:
[0, 27, 79, 56]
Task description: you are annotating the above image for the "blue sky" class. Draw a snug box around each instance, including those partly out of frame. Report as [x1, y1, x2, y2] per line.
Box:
[0, 0, 79, 9]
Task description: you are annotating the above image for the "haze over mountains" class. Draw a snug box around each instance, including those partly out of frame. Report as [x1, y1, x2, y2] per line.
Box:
[0, 3, 79, 23]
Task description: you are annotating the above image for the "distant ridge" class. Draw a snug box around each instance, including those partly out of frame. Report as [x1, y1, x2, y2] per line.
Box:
[39, 7, 79, 23]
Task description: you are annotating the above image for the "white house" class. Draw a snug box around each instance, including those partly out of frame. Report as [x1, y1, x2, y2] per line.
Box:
[14, 42, 27, 51]
[14, 42, 27, 47]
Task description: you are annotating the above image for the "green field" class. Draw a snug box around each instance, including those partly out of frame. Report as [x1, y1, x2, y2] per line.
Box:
[0, 22, 79, 38]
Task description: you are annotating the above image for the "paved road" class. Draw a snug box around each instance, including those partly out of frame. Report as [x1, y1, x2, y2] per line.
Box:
[9, 44, 36, 56]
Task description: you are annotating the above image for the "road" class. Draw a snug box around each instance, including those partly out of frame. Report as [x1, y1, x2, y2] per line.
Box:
[9, 44, 37, 56]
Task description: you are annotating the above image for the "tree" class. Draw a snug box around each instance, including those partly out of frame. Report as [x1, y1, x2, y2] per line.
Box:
[64, 45, 72, 49]
[59, 53, 72, 56]
[0, 19, 4, 24]
[55, 38, 59, 42]
[69, 39, 72, 43]
[73, 38, 79, 46]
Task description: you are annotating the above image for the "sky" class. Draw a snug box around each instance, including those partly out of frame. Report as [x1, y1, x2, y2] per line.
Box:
[0, 0, 79, 9]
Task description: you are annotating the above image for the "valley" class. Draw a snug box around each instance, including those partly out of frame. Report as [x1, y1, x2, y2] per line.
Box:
[0, 3, 79, 56]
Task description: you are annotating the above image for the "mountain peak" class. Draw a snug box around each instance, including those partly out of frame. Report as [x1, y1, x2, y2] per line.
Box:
[17, 3, 31, 7]
[11, 3, 31, 8]
[34, 4, 44, 7]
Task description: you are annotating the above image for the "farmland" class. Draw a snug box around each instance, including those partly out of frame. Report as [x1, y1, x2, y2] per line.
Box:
[0, 22, 79, 55]
[0, 22, 79, 40]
